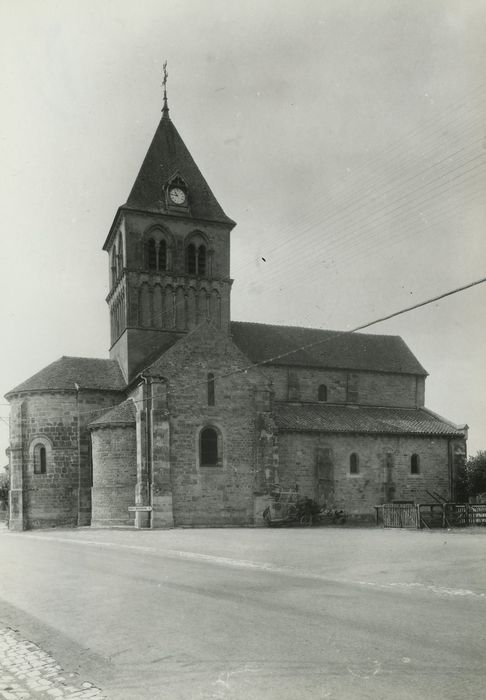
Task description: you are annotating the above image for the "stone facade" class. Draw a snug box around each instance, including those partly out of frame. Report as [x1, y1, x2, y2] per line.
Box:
[276, 432, 457, 516]
[125, 323, 273, 527]
[262, 365, 425, 407]
[7, 389, 123, 530]
[91, 424, 137, 527]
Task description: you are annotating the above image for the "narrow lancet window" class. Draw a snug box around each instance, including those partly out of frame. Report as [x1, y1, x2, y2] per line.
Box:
[147, 239, 157, 270]
[207, 373, 215, 406]
[34, 444, 47, 474]
[158, 239, 167, 271]
[187, 244, 196, 274]
[197, 245, 206, 275]
[411, 454, 420, 474]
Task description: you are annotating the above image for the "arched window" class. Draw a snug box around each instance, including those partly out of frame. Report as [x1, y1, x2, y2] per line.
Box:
[147, 238, 157, 270]
[200, 427, 219, 467]
[111, 246, 117, 286]
[349, 452, 359, 475]
[411, 454, 420, 475]
[186, 235, 207, 276]
[117, 234, 124, 276]
[197, 245, 206, 275]
[33, 444, 47, 474]
[318, 384, 328, 402]
[144, 229, 171, 272]
[207, 373, 215, 406]
[187, 243, 196, 274]
[158, 239, 167, 271]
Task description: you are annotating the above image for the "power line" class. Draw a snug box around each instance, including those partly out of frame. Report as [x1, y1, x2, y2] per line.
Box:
[236, 157, 486, 294]
[231, 97, 486, 278]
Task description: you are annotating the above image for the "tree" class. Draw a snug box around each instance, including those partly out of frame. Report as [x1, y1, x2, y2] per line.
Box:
[456, 451, 486, 502]
[0, 470, 9, 506]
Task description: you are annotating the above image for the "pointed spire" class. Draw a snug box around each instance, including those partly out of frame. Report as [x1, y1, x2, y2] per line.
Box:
[162, 61, 170, 119]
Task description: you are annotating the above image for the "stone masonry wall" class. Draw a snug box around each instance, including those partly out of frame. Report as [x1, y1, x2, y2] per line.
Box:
[109, 211, 233, 379]
[91, 425, 137, 527]
[8, 390, 124, 529]
[144, 323, 271, 527]
[262, 366, 422, 407]
[122, 212, 231, 280]
[277, 432, 451, 518]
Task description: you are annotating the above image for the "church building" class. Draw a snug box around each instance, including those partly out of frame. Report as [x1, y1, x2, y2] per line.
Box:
[6, 87, 467, 530]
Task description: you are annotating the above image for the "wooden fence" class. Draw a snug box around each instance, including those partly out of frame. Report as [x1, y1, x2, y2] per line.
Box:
[375, 503, 486, 529]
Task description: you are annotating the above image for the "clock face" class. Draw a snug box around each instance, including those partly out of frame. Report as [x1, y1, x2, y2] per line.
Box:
[169, 187, 186, 205]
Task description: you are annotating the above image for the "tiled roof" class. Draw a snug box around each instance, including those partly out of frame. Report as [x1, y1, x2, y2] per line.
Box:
[89, 399, 136, 428]
[124, 113, 235, 225]
[230, 321, 427, 375]
[6, 357, 126, 396]
[274, 403, 465, 437]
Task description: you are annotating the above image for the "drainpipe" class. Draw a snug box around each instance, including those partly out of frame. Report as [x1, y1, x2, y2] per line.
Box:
[139, 374, 152, 528]
[74, 383, 81, 526]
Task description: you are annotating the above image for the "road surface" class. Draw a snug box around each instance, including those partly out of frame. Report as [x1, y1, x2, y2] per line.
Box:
[1, 526, 485, 699]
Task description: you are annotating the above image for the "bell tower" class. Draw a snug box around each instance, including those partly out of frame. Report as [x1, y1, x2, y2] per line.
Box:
[103, 68, 236, 382]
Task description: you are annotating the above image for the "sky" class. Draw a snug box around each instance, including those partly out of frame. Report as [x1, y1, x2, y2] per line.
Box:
[1, 0, 485, 461]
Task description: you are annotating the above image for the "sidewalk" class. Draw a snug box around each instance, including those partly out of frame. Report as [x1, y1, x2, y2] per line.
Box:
[0, 628, 103, 700]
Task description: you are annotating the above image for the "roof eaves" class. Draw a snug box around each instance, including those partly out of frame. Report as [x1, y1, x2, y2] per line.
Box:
[118, 204, 236, 229]
[102, 207, 125, 252]
[421, 407, 468, 433]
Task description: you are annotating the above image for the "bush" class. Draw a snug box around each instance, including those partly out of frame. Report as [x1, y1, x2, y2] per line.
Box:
[456, 451, 486, 502]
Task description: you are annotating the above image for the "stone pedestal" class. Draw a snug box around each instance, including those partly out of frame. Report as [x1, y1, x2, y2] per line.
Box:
[152, 495, 174, 528]
[8, 489, 24, 531]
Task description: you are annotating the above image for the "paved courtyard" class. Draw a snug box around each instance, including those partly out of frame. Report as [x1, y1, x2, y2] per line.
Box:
[1, 525, 485, 699]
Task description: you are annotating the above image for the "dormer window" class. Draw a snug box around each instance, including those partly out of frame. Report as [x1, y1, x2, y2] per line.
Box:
[318, 384, 328, 402]
[166, 175, 188, 208]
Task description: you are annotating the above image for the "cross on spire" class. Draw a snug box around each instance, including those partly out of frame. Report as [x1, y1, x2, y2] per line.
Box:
[162, 61, 169, 117]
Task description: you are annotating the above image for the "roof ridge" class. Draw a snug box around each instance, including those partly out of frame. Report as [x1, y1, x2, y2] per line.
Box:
[231, 319, 400, 340]
[230, 322, 427, 375]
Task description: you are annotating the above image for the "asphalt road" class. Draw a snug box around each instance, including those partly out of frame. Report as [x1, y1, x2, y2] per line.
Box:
[1, 526, 485, 699]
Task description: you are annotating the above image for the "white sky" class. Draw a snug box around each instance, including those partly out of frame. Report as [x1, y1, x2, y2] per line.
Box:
[1, 0, 485, 460]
